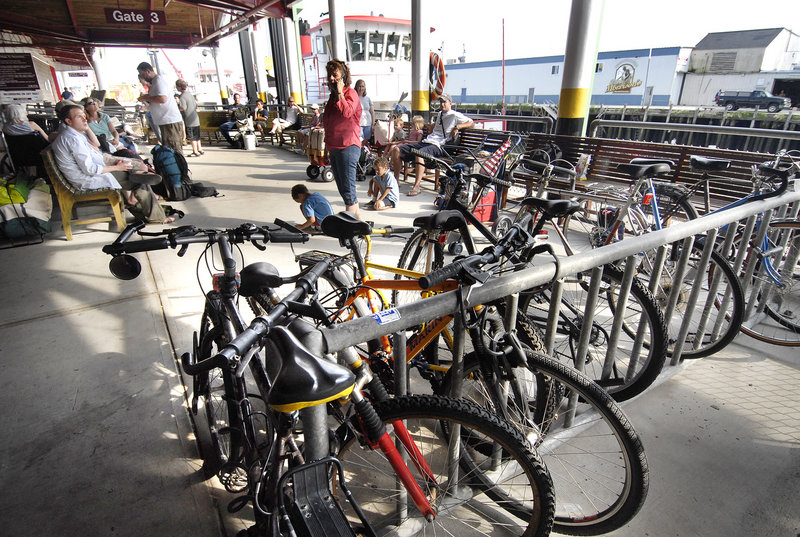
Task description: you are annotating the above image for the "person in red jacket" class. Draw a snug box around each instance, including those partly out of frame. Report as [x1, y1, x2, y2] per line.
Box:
[323, 59, 362, 218]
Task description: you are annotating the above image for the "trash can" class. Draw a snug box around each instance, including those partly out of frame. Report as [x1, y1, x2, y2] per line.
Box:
[243, 133, 257, 150]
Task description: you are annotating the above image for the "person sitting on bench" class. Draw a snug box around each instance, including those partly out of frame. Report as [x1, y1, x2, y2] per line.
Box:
[51, 104, 172, 224]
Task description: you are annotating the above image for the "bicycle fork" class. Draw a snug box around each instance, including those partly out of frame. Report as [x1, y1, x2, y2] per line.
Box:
[339, 348, 438, 521]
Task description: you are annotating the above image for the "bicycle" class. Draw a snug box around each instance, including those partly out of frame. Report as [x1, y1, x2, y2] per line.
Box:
[397, 151, 669, 403]
[310, 211, 650, 535]
[102, 221, 556, 537]
[623, 151, 800, 346]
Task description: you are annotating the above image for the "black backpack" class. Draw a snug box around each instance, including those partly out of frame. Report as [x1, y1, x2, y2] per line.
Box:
[530, 141, 563, 165]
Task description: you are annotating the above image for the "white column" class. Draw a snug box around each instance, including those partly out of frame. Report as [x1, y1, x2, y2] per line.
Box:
[283, 15, 303, 104]
[328, 0, 347, 60]
[411, 0, 429, 118]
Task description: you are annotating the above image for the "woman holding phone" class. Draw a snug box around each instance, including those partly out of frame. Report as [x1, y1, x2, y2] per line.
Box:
[323, 59, 362, 218]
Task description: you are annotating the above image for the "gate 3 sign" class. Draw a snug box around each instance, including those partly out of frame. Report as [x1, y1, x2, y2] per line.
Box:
[104, 8, 166, 26]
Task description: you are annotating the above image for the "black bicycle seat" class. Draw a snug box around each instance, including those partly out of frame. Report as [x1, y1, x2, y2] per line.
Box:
[617, 162, 672, 178]
[689, 155, 731, 172]
[321, 211, 372, 240]
[267, 326, 355, 412]
[238, 262, 283, 296]
[413, 210, 467, 232]
[630, 157, 676, 167]
[520, 197, 583, 218]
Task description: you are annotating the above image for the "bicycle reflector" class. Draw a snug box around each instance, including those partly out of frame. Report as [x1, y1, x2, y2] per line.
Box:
[642, 193, 654, 205]
[212, 272, 240, 291]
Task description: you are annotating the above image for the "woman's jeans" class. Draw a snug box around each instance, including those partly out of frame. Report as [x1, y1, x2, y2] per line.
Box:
[329, 144, 360, 207]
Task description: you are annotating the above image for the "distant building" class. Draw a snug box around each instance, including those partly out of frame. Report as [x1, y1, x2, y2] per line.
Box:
[441, 27, 800, 109]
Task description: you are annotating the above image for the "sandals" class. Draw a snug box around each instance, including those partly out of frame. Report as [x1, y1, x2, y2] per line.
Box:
[187, 152, 199, 157]
[407, 188, 421, 197]
[198, 150, 205, 155]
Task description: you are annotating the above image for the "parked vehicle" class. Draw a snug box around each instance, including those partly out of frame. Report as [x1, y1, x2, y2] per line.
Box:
[715, 90, 791, 113]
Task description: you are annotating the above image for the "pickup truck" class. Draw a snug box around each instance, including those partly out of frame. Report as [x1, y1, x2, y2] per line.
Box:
[715, 90, 791, 113]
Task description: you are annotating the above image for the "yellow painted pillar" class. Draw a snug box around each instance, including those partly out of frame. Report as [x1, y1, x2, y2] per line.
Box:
[556, 0, 605, 137]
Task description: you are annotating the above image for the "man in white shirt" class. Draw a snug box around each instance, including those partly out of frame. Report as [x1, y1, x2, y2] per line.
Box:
[52, 104, 170, 224]
[137, 62, 185, 155]
[389, 93, 474, 196]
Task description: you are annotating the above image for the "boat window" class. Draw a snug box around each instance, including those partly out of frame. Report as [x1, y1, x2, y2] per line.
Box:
[386, 33, 400, 61]
[316, 36, 327, 55]
[369, 31, 385, 60]
[401, 35, 411, 62]
[348, 31, 366, 61]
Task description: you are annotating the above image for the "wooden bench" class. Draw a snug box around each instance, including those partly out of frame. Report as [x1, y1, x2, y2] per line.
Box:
[41, 147, 126, 241]
[198, 110, 230, 144]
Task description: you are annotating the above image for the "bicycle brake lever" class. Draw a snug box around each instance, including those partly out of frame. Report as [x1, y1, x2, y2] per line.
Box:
[177, 244, 189, 257]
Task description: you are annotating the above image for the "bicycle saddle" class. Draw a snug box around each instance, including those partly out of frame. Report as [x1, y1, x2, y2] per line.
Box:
[321, 211, 372, 240]
[630, 157, 676, 167]
[520, 197, 583, 218]
[266, 325, 355, 412]
[238, 262, 283, 297]
[689, 155, 731, 172]
[617, 162, 672, 178]
[413, 210, 467, 232]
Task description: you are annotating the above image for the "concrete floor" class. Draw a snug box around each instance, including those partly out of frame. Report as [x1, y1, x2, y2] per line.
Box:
[0, 141, 797, 537]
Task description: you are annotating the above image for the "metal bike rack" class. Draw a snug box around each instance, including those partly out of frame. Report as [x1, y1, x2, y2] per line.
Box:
[320, 188, 800, 371]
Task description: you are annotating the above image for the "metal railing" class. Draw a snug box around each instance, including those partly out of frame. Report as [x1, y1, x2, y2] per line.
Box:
[320, 187, 800, 357]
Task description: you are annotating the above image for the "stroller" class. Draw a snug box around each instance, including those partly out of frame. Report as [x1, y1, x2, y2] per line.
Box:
[305, 131, 376, 183]
[228, 108, 257, 149]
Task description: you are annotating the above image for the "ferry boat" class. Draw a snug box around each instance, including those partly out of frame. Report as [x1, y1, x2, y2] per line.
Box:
[301, 15, 416, 113]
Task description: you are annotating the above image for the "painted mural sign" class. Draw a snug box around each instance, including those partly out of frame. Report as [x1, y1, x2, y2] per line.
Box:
[606, 63, 643, 93]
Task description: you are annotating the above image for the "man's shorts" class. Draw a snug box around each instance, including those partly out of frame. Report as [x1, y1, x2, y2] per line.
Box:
[398, 142, 446, 162]
[185, 125, 200, 141]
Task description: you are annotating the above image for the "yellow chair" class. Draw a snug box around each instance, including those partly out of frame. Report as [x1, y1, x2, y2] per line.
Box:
[41, 147, 126, 241]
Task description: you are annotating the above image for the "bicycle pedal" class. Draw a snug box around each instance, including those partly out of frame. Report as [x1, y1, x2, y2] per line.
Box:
[280, 458, 367, 537]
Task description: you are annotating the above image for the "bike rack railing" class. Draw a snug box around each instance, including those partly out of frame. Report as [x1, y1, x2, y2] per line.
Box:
[321, 188, 800, 378]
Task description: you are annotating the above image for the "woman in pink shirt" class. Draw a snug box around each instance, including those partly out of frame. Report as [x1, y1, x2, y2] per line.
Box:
[323, 59, 362, 217]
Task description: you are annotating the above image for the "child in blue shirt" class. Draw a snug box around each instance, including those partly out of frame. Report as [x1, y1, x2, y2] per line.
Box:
[291, 184, 333, 231]
[366, 156, 399, 210]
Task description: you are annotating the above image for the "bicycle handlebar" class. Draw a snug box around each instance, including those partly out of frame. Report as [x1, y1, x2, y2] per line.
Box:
[511, 158, 577, 178]
[419, 214, 533, 290]
[371, 225, 416, 236]
[181, 256, 333, 375]
[409, 148, 513, 188]
[102, 220, 309, 256]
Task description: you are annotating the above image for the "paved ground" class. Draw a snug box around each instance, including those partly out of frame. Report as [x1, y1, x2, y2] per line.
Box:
[0, 140, 797, 537]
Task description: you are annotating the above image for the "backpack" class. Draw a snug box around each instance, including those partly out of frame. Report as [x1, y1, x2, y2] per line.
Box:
[151, 145, 192, 200]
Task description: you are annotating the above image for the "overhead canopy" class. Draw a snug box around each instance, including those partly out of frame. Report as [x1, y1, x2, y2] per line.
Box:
[0, 0, 297, 68]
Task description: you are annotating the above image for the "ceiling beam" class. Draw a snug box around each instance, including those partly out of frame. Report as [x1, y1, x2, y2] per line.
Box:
[63, 0, 84, 37]
[191, 0, 282, 47]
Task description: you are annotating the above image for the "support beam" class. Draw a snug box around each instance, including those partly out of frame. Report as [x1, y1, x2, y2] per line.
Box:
[556, 0, 604, 137]
[283, 11, 303, 104]
[328, 0, 346, 60]
[238, 28, 258, 103]
[411, 0, 429, 120]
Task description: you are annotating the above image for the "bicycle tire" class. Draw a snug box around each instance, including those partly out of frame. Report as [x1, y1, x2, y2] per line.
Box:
[335, 394, 556, 537]
[440, 350, 648, 536]
[517, 264, 668, 401]
[195, 291, 248, 489]
[393, 227, 445, 306]
[739, 220, 800, 345]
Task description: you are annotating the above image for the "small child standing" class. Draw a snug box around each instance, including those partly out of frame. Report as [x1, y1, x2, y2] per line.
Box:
[366, 156, 399, 210]
[291, 183, 333, 231]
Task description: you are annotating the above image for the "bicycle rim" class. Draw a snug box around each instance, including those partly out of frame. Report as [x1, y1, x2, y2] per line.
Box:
[335, 395, 555, 537]
[393, 227, 445, 307]
[519, 264, 668, 401]
[441, 351, 648, 535]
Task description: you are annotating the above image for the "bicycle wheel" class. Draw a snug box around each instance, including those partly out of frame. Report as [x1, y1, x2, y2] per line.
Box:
[739, 220, 800, 345]
[393, 227, 445, 306]
[642, 242, 745, 359]
[440, 350, 648, 536]
[194, 291, 247, 489]
[335, 394, 555, 537]
[518, 264, 668, 401]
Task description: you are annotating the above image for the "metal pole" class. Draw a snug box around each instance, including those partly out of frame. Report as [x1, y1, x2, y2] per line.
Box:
[393, 330, 407, 520]
[328, 0, 347, 60]
[411, 0, 430, 121]
[283, 11, 303, 104]
[555, 0, 604, 137]
[238, 29, 258, 103]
